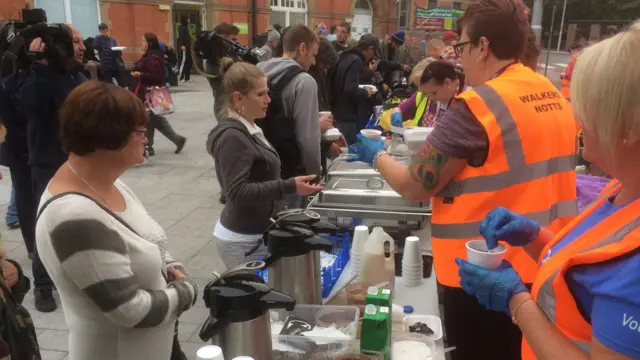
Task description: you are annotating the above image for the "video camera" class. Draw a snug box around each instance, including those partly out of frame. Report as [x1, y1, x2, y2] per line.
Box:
[0, 8, 75, 77]
[193, 30, 264, 66]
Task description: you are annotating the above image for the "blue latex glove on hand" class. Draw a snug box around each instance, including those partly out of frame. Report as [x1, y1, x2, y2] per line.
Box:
[480, 207, 541, 250]
[456, 258, 528, 316]
[391, 112, 403, 127]
[347, 134, 385, 166]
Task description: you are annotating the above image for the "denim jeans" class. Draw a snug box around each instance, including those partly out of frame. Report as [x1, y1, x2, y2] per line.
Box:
[5, 186, 18, 225]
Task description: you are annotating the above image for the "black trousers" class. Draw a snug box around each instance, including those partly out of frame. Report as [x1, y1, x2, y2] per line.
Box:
[442, 285, 523, 360]
[9, 158, 36, 253]
[179, 53, 192, 81]
[31, 165, 59, 290]
[102, 68, 125, 87]
[146, 112, 182, 147]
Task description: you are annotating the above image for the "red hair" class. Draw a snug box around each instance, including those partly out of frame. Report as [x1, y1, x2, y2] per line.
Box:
[457, 0, 530, 60]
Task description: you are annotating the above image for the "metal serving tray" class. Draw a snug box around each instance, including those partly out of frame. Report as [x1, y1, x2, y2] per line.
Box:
[308, 176, 431, 223]
[325, 155, 412, 182]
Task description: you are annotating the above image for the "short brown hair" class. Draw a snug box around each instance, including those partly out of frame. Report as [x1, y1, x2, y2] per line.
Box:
[282, 24, 318, 53]
[457, 0, 529, 60]
[214, 23, 240, 36]
[336, 22, 351, 33]
[59, 81, 148, 156]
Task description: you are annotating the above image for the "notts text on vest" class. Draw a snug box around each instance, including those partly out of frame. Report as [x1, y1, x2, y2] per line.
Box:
[519, 91, 564, 113]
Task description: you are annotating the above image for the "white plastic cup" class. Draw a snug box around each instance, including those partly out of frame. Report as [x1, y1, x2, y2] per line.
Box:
[402, 236, 422, 266]
[352, 225, 369, 254]
[466, 240, 506, 269]
[232, 357, 255, 360]
[351, 225, 369, 280]
[196, 345, 224, 360]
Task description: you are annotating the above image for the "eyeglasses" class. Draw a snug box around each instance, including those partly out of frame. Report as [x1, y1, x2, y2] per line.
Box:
[453, 41, 472, 57]
[132, 129, 147, 137]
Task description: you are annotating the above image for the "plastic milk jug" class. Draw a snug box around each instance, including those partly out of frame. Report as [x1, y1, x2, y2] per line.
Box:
[359, 227, 395, 288]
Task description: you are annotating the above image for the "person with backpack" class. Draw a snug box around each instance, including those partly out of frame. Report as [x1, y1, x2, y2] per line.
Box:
[257, 24, 324, 209]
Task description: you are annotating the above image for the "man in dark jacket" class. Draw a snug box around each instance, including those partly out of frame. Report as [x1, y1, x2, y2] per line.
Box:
[331, 22, 352, 54]
[13, 24, 87, 313]
[93, 23, 124, 86]
[328, 33, 379, 144]
[178, 16, 193, 82]
[0, 72, 37, 264]
[206, 23, 240, 119]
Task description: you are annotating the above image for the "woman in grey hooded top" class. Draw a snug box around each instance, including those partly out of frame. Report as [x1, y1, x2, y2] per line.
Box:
[206, 60, 322, 269]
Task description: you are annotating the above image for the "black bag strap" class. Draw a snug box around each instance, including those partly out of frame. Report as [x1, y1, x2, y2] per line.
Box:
[268, 66, 303, 98]
[37, 191, 141, 237]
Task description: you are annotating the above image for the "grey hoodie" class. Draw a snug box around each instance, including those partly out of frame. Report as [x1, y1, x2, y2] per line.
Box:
[258, 58, 322, 176]
[207, 117, 296, 234]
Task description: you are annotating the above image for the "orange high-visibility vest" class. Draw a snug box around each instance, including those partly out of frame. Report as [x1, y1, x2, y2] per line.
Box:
[431, 63, 578, 287]
[560, 56, 578, 101]
[522, 181, 640, 358]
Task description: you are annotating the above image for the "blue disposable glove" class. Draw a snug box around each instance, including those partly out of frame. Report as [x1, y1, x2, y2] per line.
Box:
[480, 207, 541, 250]
[456, 258, 528, 316]
[391, 112, 403, 127]
[347, 134, 385, 166]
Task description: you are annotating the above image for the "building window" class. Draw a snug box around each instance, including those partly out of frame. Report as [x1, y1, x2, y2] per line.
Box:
[271, 0, 307, 27]
[428, 0, 438, 9]
[35, 0, 100, 40]
[452, 2, 462, 9]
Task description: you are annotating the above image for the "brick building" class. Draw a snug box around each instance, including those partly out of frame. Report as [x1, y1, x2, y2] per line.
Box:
[1, 0, 475, 62]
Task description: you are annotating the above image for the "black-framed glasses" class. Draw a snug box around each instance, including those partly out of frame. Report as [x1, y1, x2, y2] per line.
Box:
[453, 41, 472, 57]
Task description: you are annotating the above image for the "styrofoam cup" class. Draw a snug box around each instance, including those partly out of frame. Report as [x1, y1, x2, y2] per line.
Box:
[402, 236, 423, 266]
[466, 240, 506, 269]
[197, 345, 224, 360]
[351, 225, 369, 258]
[360, 129, 382, 140]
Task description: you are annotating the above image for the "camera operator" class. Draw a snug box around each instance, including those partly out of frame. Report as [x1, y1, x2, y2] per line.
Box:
[13, 23, 87, 313]
[205, 23, 239, 119]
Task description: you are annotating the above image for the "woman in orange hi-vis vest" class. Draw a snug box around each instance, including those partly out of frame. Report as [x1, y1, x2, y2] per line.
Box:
[347, 0, 578, 359]
[560, 43, 584, 101]
[457, 25, 640, 359]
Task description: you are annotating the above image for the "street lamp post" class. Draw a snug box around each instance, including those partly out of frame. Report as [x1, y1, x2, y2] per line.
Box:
[531, 0, 544, 44]
[544, 3, 557, 76]
[557, 0, 569, 51]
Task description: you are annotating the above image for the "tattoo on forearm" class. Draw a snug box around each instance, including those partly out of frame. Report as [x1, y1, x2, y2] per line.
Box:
[409, 142, 449, 190]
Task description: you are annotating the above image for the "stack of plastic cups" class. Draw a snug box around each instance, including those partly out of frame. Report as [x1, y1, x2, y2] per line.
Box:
[351, 225, 369, 281]
[402, 236, 423, 287]
[196, 345, 224, 360]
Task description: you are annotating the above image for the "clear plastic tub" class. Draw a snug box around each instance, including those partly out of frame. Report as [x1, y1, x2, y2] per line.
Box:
[271, 305, 360, 358]
[402, 314, 443, 341]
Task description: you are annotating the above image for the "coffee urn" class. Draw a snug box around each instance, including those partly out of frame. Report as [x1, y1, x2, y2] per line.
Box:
[199, 268, 295, 360]
[263, 210, 336, 305]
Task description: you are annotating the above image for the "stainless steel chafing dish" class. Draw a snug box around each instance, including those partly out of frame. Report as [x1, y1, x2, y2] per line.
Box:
[324, 154, 412, 182]
[308, 172, 431, 229]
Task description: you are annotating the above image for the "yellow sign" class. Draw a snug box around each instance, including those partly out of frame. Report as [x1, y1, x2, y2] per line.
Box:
[158, 4, 171, 11]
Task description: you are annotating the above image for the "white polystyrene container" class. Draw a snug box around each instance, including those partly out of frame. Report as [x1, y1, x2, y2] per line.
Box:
[404, 127, 433, 152]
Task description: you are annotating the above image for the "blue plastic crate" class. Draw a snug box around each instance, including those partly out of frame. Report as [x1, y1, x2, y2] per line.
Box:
[256, 232, 351, 299]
